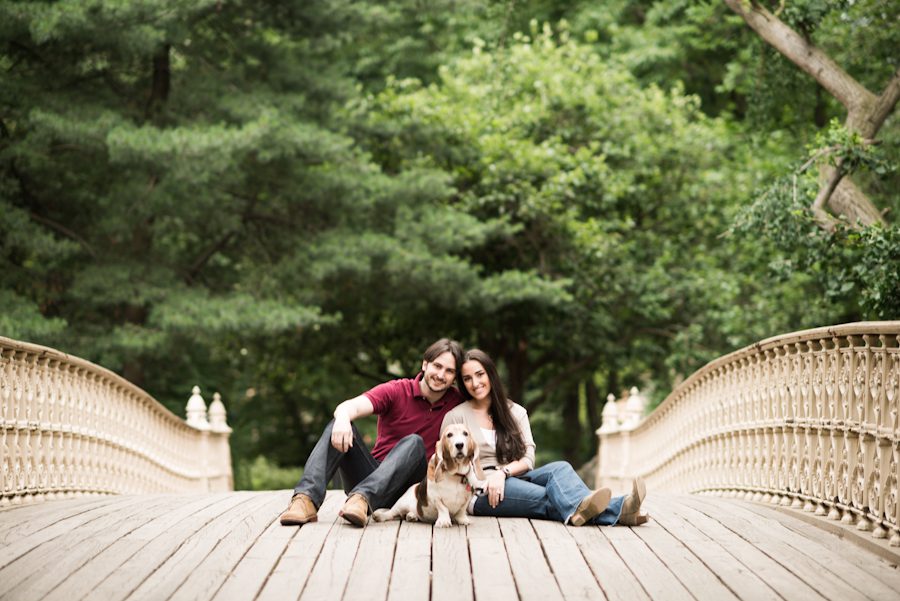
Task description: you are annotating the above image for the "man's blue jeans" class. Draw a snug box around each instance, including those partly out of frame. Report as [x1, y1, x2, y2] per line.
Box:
[472, 461, 624, 525]
[292, 420, 427, 511]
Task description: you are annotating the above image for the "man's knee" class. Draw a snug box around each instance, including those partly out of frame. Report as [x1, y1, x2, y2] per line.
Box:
[396, 434, 425, 454]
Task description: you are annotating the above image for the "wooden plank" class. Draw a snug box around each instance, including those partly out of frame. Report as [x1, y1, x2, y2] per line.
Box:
[569, 527, 650, 601]
[9, 489, 900, 601]
[684, 495, 900, 601]
[530, 520, 606, 600]
[255, 492, 344, 601]
[433, 525, 474, 601]
[40, 494, 237, 601]
[343, 520, 401, 601]
[0, 496, 118, 542]
[0, 494, 178, 600]
[0, 494, 149, 570]
[297, 521, 366, 600]
[82, 492, 273, 601]
[386, 521, 431, 601]
[736, 500, 900, 589]
[465, 514, 501, 538]
[645, 501, 780, 601]
[160, 492, 287, 601]
[666, 498, 827, 601]
[80, 492, 257, 601]
[211, 515, 298, 601]
[630, 518, 740, 601]
[600, 524, 692, 601]
[469, 536, 517, 601]
[497, 519, 563, 601]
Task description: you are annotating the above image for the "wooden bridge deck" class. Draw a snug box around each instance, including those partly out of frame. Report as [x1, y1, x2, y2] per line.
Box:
[1, 491, 899, 601]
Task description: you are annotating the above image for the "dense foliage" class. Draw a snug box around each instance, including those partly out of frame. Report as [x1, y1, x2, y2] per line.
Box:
[2, 0, 897, 487]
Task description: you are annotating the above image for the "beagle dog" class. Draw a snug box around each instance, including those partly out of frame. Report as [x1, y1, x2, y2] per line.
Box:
[373, 423, 485, 527]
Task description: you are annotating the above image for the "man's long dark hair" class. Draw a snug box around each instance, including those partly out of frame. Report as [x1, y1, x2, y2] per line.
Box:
[459, 349, 526, 464]
[423, 338, 464, 372]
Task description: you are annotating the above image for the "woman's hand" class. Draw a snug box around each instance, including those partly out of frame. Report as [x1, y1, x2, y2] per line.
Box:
[486, 470, 506, 508]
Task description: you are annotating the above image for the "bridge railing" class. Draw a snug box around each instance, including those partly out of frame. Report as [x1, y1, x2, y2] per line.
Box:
[597, 321, 900, 547]
[0, 336, 233, 506]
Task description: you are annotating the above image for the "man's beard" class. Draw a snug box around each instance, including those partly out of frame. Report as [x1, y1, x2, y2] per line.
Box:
[424, 374, 448, 393]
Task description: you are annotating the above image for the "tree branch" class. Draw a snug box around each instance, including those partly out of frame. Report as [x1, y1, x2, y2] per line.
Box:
[184, 231, 236, 283]
[524, 358, 592, 413]
[810, 159, 843, 231]
[28, 212, 98, 257]
[861, 67, 900, 137]
[723, 0, 876, 113]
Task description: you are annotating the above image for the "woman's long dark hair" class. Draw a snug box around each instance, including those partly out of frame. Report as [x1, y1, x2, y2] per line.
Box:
[459, 349, 526, 464]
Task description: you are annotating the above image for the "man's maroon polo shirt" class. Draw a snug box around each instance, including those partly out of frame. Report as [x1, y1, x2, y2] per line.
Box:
[365, 372, 463, 461]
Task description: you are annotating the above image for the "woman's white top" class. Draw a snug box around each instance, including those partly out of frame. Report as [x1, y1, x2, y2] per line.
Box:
[481, 427, 496, 447]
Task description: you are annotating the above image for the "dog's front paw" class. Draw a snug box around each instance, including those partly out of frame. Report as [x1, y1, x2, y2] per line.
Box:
[372, 509, 391, 522]
[454, 516, 471, 526]
[404, 513, 419, 522]
[435, 516, 452, 528]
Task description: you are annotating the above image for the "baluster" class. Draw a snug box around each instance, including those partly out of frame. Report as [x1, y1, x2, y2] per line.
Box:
[0, 349, 13, 505]
[33, 356, 47, 502]
[841, 433, 859, 524]
[827, 430, 842, 520]
[839, 337, 853, 425]
[11, 351, 26, 503]
[45, 359, 59, 500]
[780, 428, 793, 506]
[854, 434, 874, 531]
[853, 337, 868, 427]
[871, 441, 890, 539]
[888, 447, 899, 546]
[801, 428, 815, 512]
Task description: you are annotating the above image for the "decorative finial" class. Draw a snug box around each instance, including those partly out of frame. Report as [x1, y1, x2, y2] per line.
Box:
[186, 385, 210, 429]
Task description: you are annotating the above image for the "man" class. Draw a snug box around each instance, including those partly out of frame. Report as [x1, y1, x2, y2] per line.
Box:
[280, 338, 464, 527]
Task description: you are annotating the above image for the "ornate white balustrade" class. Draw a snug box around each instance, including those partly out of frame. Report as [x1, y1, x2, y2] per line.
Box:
[0, 336, 233, 506]
[597, 321, 900, 546]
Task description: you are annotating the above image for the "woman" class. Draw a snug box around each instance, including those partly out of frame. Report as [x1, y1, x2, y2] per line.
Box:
[441, 349, 647, 526]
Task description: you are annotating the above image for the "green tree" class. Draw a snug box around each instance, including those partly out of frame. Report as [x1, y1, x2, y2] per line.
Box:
[358, 23, 801, 462]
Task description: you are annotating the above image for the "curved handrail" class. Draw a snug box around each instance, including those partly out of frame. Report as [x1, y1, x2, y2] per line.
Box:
[0, 336, 233, 505]
[597, 321, 900, 546]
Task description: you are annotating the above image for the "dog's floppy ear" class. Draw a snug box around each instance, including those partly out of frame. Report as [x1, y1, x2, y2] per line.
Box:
[433, 440, 445, 481]
[426, 451, 437, 482]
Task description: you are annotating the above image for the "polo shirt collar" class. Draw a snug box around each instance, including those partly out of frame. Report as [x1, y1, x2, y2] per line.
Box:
[413, 371, 448, 408]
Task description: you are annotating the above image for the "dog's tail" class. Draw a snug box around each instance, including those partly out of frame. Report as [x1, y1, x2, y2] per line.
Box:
[415, 475, 429, 510]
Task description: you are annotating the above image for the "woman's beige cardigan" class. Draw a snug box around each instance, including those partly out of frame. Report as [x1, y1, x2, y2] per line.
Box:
[440, 400, 536, 471]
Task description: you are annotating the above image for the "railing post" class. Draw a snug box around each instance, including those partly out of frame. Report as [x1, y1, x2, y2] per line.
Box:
[207, 392, 233, 492]
[185, 386, 211, 492]
[596, 394, 619, 489]
[596, 388, 647, 491]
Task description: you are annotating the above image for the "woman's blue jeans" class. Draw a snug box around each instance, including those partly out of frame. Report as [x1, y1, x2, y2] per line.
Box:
[472, 461, 624, 525]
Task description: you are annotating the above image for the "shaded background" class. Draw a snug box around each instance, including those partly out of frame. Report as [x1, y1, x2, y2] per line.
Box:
[2, 0, 897, 488]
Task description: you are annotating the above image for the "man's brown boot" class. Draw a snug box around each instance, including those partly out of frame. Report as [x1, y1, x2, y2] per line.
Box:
[570, 488, 612, 526]
[280, 493, 317, 526]
[339, 493, 369, 527]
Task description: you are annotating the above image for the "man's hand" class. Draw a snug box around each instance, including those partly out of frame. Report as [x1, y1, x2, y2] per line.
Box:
[329, 395, 374, 453]
[331, 416, 353, 452]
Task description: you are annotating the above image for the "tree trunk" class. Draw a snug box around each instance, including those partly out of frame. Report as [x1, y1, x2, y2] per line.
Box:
[147, 44, 171, 116]
[562, 386, 581, 464]
[503, 338, 529, 405]
[586, 377, 601, 436]
[723, 0, 899, 228]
